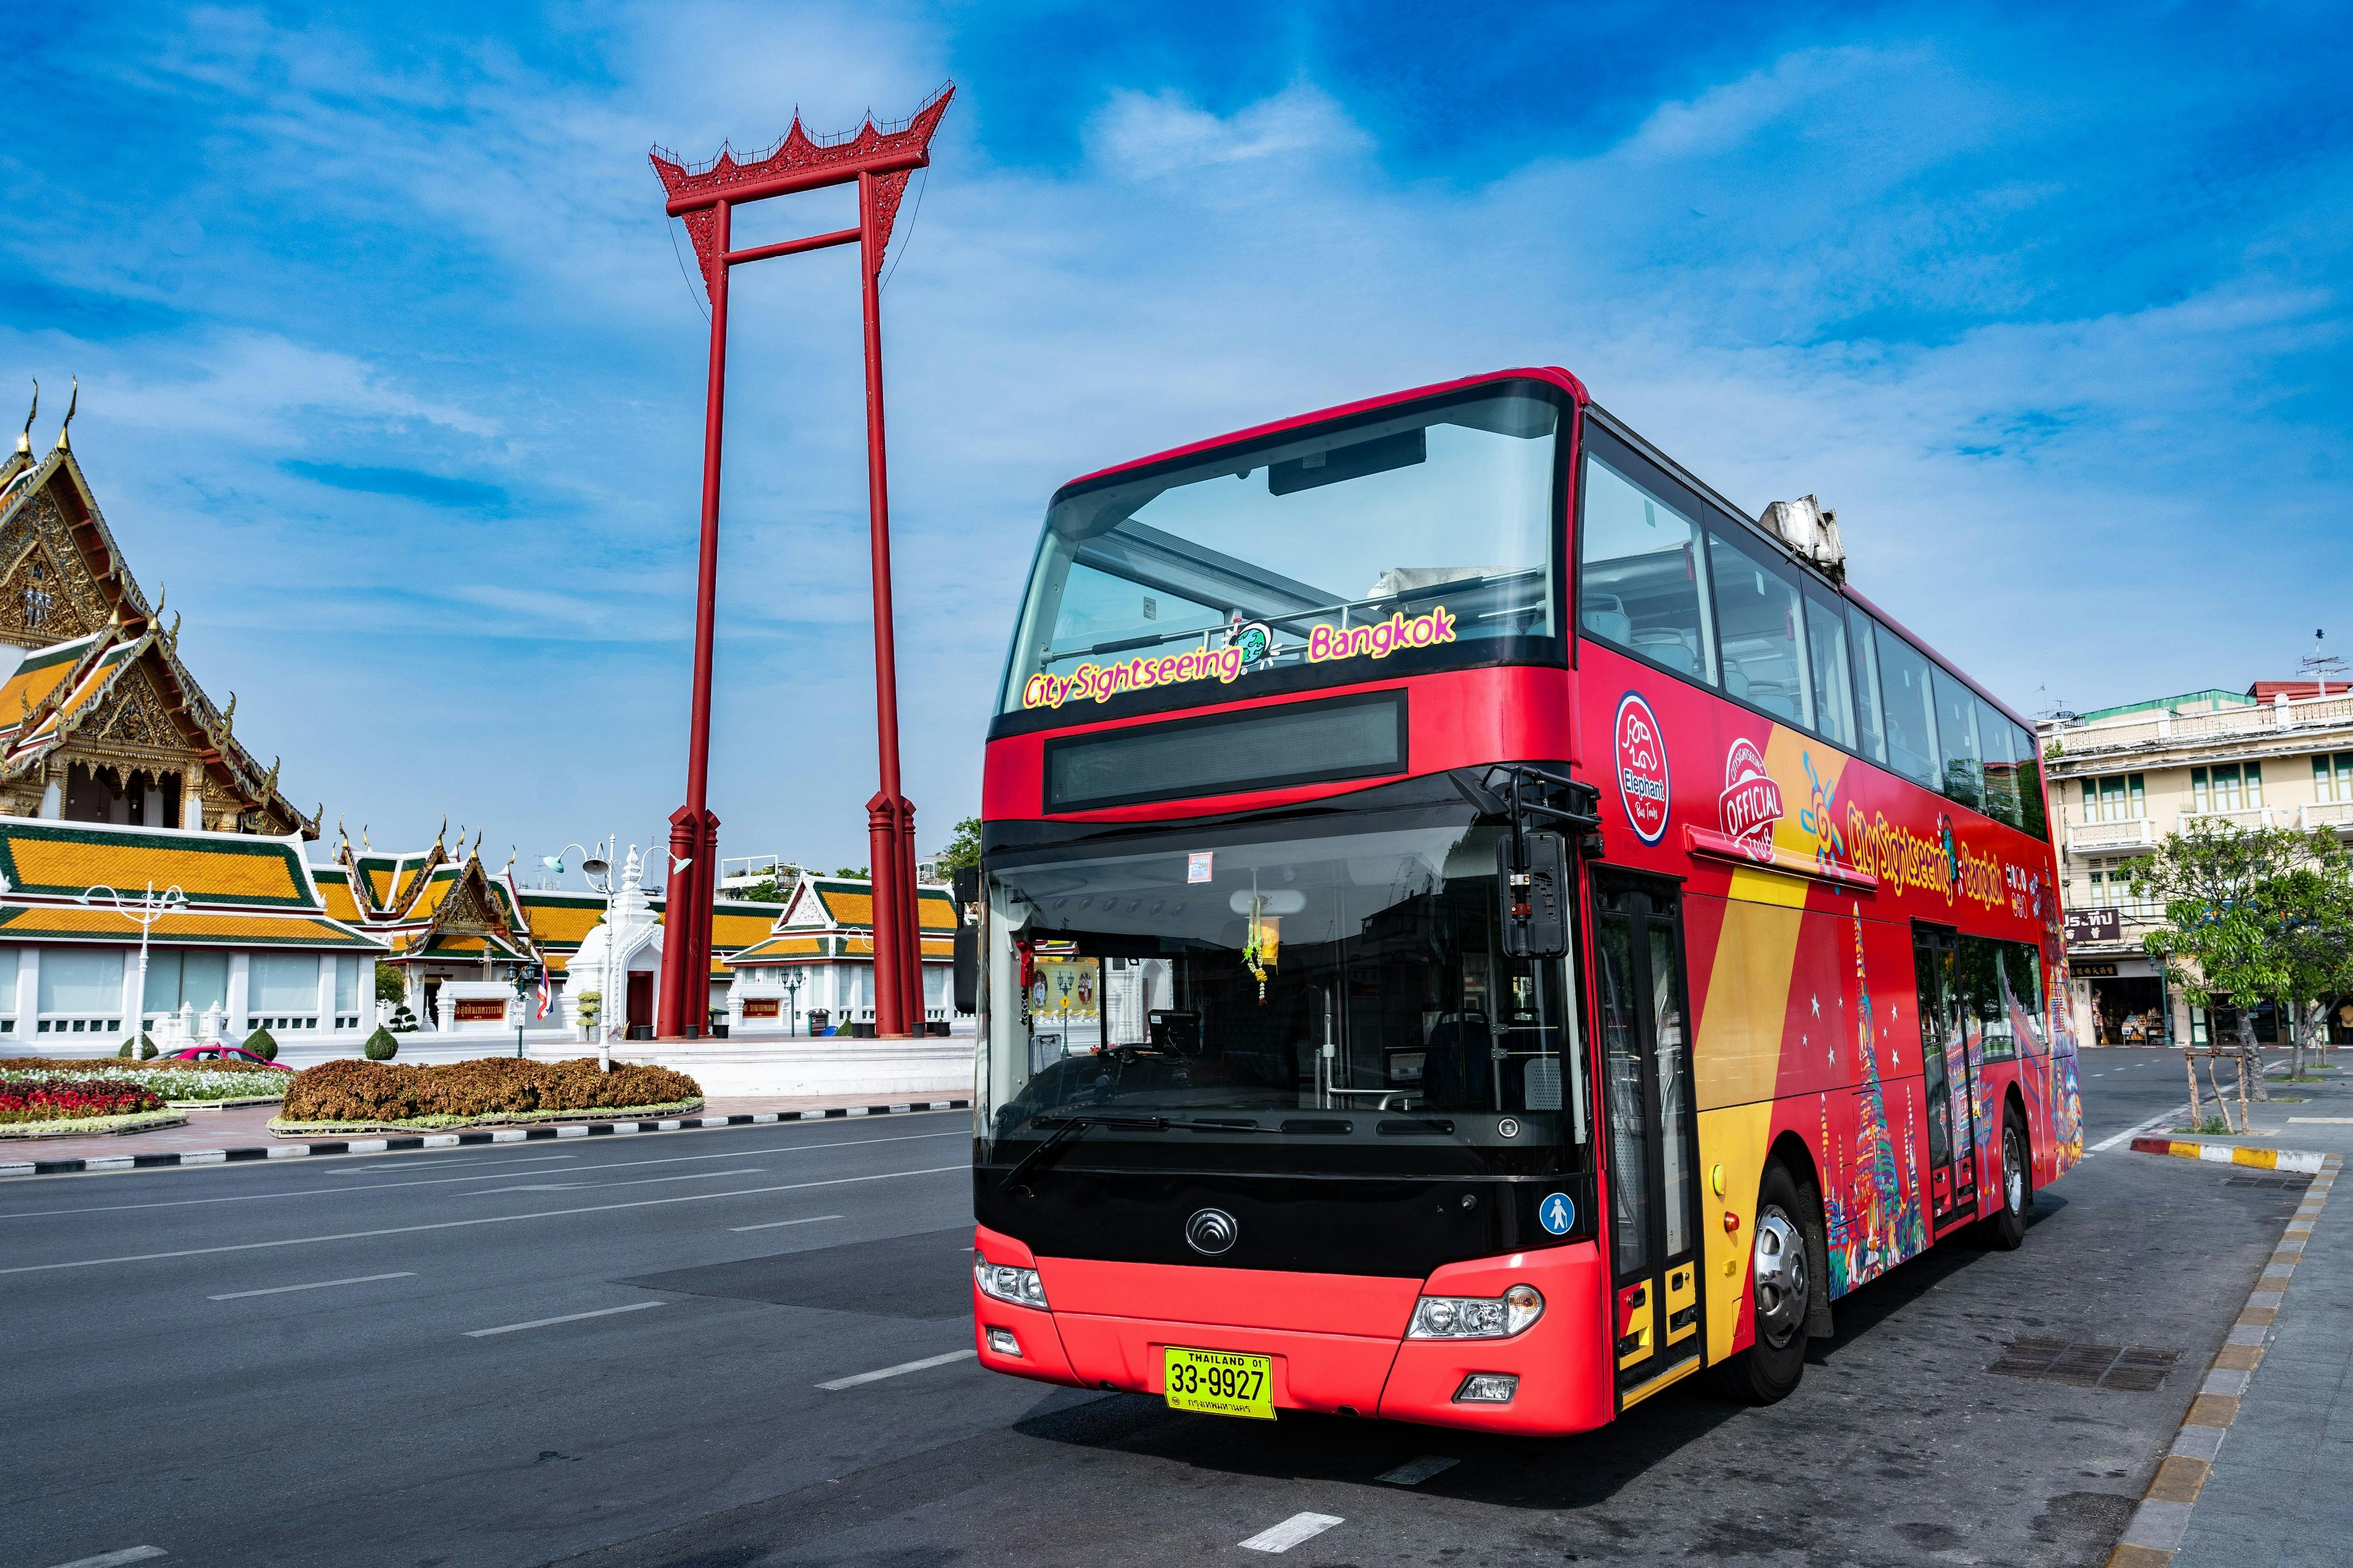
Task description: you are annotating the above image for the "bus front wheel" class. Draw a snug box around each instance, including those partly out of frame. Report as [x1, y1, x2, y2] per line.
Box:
[1717, 1162, 1812, 1406]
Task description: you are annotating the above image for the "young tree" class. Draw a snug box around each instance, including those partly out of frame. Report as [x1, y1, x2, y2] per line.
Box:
[2132, 820, 2353, 1122]
[940, 816, 982, 874]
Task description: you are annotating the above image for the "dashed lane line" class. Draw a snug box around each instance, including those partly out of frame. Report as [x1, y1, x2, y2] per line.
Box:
[1376, 1456, 1459, 1485]
[207, 1272, 416, 1301]
[0, 1163, 968, 1276]
[464, 1168, 765, 1195]
[730, 1214, 842, 1233]
[465, 1301, 666, 1337]
[816, 1349, 977, 1390]
[0, 1130, 961, 1222]
[41, 1549, 167, 1568]
[0, 1157, 582, 1219]
[1240, 1513, 1345, 1553]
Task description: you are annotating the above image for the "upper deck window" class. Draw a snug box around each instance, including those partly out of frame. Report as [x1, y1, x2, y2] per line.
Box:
[999, 385, 1563, 717]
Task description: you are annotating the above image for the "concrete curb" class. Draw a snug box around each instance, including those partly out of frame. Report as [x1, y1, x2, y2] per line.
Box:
[2128, 1136, 2329, 1175]
[0, 1099, 972, 1180]
[2104, 1152, 2342, 1567]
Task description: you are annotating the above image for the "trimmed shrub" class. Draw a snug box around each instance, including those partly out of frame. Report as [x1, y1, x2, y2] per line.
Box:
[243, 1027, 279, 1062]
[118, 1038, 134, 1058]
[362, 1027, 399, 1062]
[281, 1057, 701, 1123]
[388, 1004, 419, 1033]
[140, 1035, 158, 1060]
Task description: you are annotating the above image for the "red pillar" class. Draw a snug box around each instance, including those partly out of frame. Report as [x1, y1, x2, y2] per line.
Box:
[858, 168, 920, 1038]
[659, 197, 731, 1040]
[897, 799, 920, 1025]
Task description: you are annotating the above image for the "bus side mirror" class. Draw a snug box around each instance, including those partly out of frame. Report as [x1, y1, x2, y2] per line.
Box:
[1499, 830, 1571, 960]
[951, 866, 980, 1014]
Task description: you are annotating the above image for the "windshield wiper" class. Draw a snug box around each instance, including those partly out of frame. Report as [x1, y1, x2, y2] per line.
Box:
[1000, 1113, 1273, 1191]
[1000, 1114, 1157, 1191]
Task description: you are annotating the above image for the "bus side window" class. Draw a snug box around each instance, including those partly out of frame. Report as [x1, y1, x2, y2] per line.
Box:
[1802, 585, 1856, 750]
[1847, 603, 1888, 764]
[2012, 719, 2049, 841]
[1977, 697, 2023, 829]
[1931, 667, 1984, 812]
[1873, 622, 1941, 788]
[1705, 526, 1813, 728]
[1577, 451, 1718, 685]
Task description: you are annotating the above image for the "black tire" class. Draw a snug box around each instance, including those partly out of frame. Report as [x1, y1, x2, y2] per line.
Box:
[1716, 1161, 1813, 1405]
[1982, 1105, 2031, 1251]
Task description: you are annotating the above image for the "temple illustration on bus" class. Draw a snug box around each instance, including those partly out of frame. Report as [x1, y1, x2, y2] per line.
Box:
[961, 367, 2080, 1433]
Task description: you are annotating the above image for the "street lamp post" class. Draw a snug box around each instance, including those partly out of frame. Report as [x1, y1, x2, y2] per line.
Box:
[551, 840, 618, 1072]
[79, 880, 187, 1047]
[780, 965, 804, 1037]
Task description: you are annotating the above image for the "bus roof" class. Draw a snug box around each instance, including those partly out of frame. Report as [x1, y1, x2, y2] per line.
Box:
[1049, 366, 2038, 740]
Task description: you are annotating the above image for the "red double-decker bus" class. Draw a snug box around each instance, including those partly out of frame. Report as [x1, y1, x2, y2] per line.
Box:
[965, 368, 2082, 1431]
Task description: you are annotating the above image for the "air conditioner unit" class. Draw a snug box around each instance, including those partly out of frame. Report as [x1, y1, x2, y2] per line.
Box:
[1759, 495, 1846, 583]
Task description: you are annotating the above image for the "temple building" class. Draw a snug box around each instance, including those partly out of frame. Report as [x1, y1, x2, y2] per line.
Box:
[727, 872, 958, 1034]
[0, 412, 313, 835]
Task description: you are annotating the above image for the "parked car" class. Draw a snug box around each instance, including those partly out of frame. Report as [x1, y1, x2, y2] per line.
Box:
[160, 1045, 294, 1071]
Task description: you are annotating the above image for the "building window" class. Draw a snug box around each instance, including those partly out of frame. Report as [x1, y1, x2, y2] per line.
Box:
[2191, 762, 2263, 814]
[2079, 773, 2146, 822]
[2315, 752, 2353, 804]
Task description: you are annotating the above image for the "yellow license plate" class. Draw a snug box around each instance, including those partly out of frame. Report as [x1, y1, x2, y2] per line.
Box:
[1163, 1346, 1275, 1419]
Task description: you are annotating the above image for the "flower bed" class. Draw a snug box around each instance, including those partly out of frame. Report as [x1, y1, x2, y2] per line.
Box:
[0, 1058, 290, 1106]
[0, 1076, 164, 1125]
[273, 1057, 703, 1130]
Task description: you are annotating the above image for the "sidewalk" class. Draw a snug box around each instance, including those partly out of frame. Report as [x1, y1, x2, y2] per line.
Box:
[1, 1088, 972, 1176]
[2117, 1065, 2353, 1567]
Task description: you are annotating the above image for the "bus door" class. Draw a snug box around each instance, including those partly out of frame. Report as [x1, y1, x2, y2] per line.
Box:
[1590, 874, 1703, 1393]
[1911, 926, 1979, 1226]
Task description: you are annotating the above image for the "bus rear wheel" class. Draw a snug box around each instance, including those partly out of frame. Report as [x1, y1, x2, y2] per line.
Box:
[1716, 1162, 1812, 1406]
[1981, 1106, 2031, 1251]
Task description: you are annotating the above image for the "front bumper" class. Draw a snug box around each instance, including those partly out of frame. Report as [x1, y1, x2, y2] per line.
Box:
[971, 1223, 1615, 1435]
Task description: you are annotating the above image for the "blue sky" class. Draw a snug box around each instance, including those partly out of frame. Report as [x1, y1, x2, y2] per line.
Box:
[1, 2, 2347, 880]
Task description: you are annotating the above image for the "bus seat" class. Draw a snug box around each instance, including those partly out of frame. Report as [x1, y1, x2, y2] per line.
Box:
[1583, 608, 1633, 643]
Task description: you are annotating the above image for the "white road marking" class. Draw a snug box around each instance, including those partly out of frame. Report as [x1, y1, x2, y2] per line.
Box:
[1239, 1513, 1345, 1553]
[817, 1349, 977, 1390]
[208, 1272, 415, 1301]
[465, 1301, 664, 1337]
[730, 1214, 843, 1233]
[2088, 1106, 2186, 1156]
[41, 1549, 167, 1568]
[0, 1164, 969, 1276]
[1376, 1455, 1459, 1485]
[2289, 1117, 2353, 1123]
[0, 1158, 582, 1220]
[466, 1168, 763, 1195]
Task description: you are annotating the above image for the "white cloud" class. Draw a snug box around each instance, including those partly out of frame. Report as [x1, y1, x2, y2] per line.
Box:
[1086, 81, 1371, 180]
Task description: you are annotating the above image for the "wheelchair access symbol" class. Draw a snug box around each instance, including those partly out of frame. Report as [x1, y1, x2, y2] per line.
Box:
[1539, 1192, 1575, 1236]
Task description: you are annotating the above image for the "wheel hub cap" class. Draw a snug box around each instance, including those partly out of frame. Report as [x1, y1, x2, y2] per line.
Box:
[1753, 1208, 1807, 1346]
[2005, 1126, 2026, 1212]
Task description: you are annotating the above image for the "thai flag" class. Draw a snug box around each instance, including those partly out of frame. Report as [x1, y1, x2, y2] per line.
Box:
[535, 966, 553, 1021]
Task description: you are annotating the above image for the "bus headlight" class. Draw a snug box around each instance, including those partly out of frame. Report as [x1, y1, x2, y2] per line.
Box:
[974, 1255, 1050, 1310]
[1407, 1284, 1543, 1339]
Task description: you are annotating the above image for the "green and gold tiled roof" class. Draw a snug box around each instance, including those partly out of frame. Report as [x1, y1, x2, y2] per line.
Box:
[0, 820, 320, 907]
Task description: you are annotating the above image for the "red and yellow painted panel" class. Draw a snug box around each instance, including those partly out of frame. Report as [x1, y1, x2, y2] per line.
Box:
[1585, 643, 2082, 1366]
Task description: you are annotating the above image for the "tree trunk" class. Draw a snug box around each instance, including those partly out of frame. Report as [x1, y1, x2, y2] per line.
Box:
[2240, 1009, 2267, 1102]
[2183, 1044, 2206, 1132]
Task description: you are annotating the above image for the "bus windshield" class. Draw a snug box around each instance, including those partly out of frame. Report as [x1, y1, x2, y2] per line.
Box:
[979, 801, 1588, 1175]
[999, 383, 1562, 716]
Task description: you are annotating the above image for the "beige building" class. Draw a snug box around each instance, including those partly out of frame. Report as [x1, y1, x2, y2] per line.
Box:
[2039, 681, 2353, 1048]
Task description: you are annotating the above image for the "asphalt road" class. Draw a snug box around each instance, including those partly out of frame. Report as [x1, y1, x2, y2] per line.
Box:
[0, 1048, 2300, 1568]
